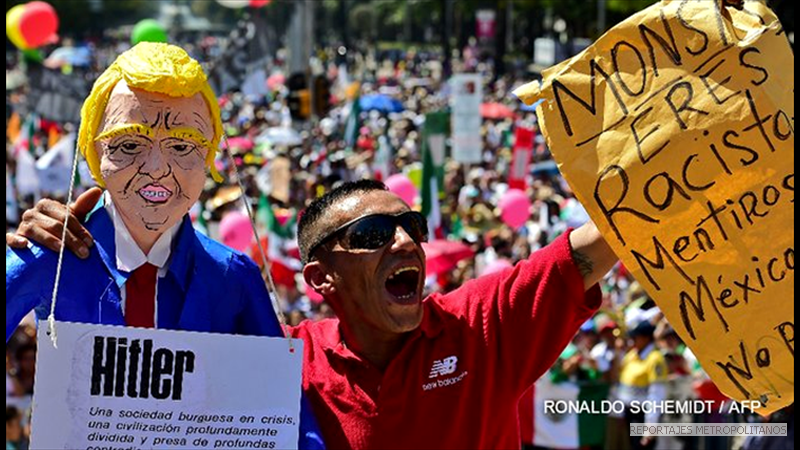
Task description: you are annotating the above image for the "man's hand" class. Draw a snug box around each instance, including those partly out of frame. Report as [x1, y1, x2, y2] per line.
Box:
[6, 188, 103, 259]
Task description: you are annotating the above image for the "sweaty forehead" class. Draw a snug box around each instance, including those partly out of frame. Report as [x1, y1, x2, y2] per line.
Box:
[100, 81, 213, 139]
[323, 190, 409, 231]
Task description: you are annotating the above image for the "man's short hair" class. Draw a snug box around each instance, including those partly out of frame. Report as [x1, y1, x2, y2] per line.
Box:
[78, 42, 223, 187]
[298, 179, 388, 264]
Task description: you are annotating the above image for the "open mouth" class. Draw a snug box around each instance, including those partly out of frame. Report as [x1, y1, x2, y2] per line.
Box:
[385, 265, 421, 304]
[138, 184, 173, 203]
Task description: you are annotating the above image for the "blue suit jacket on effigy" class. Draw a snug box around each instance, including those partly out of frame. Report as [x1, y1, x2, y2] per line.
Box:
[6, 201, 325, 449]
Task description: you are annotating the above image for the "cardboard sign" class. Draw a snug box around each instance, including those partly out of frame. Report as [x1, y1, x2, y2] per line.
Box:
[31, 322, 303, 449]
[515, 0, 794, 414]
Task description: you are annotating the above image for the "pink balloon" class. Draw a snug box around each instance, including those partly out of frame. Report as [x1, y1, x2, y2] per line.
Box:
[219, 212, 254, 252]
[498, 189, 531, 228]
[19, 2, 59, 48]
[384, 174, 418, 206]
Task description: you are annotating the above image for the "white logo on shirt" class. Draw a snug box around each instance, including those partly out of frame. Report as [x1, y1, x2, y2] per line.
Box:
[429, 356, 458, 378]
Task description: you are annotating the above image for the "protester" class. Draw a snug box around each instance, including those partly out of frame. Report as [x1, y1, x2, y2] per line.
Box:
[619, 316, 668, 450]
[14, 178, 618, 447]
[5, 42, 323, 449]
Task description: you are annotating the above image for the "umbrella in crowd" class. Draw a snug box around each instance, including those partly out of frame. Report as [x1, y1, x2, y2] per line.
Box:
[422, 239, 475, 277]
[43, 46, 91, 68]
[531, 160, 559, 176]
[359, 94, 404, 113]
[480, 102, 515, 120]
[519, 98, 545, 113]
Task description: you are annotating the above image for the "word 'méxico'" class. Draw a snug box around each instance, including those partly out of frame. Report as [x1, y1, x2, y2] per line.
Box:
[91, 336, 195, 401]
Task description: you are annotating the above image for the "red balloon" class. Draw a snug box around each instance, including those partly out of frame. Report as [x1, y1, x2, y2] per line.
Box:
[19, 2, 59, 48]
[250, 0, 271, 7]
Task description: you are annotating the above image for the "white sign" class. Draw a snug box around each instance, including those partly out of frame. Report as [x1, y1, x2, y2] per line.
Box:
[427, 134, 446, 167]
[31, 322, 303, 450]
[35, 132, 76, 196]
[533, 37, 556, 67]
[6, 166, 18, 224]
[450, 74, 483, 164]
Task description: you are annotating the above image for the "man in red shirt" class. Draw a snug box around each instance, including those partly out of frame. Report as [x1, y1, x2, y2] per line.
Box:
[9, 180, 617, 449]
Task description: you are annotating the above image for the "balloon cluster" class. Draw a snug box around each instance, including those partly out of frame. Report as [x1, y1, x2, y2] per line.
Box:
[6, 1, 59, 50]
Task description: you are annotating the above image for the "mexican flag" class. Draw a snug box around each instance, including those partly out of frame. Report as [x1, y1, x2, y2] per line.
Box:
[373, 135, 392, 181]
[192, 201, 209, 236]
[21, 114, 39, 155]
[255, 194, 302, 288]
[12, 114, 41, 198]
[258, 193, 297, 241]
[518, 349, 609, 449]
[421, 112, 448, 239]
[343, 93, 362, 151]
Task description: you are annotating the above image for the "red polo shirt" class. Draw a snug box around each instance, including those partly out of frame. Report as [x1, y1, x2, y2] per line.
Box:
[290, 231, 601, 449]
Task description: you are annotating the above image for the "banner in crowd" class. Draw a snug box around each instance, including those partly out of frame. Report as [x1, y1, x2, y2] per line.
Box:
[207, 14, 272, 96]
[14, 142, 39, 197]
[515, 0, 794, 414]
[509, 127, 535, 190]
[26, 64, 90, 123]
[450, 74, 483, 164]
[476, 10, 496, 40]
[35, 132, 76, 195]
[31, 322, 303, 450]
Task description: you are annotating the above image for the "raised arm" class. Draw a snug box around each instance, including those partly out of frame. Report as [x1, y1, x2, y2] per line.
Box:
[568, 220, 619, 290]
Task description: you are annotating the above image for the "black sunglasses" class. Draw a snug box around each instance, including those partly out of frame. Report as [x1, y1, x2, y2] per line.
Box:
[308, 211, 428, 261]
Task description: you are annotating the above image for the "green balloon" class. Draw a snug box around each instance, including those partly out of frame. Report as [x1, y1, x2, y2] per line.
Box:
[131, 19, 167, 45]
[21, 48, 44, 63]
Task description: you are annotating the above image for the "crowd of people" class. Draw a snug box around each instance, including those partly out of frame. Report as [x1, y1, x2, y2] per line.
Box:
[5, 33, 790, 450]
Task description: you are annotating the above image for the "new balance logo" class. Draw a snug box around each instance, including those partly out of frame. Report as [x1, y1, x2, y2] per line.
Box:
[429, 356, 458, 378]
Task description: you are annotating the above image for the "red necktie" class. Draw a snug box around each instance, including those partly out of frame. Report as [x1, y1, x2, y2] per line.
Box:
[125, 263, 157, 328]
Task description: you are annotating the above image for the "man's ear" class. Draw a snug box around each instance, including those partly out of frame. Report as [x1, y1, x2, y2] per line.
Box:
[302, 260, 336, 297]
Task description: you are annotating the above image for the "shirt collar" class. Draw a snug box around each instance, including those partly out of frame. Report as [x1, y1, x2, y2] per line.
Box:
[103, 191, 181, 274]
[418, 295, 445, 338]
[638, 342, 656, 359]
[322, 321, 361, 363]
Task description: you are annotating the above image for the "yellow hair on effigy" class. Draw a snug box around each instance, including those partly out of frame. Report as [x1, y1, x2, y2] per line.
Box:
[78, 42, 223, 186]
